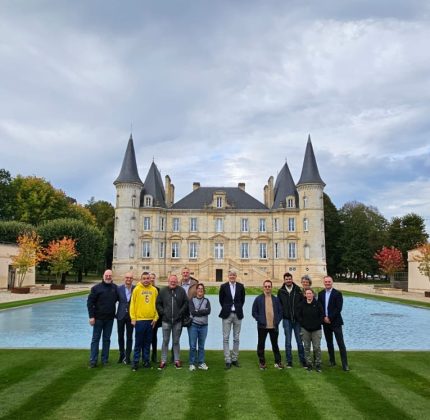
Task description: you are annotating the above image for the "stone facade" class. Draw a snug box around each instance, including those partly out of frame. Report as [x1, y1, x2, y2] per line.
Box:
[408, 248, 430, 292]
[0, 243, 36, 289]
[112, 135, 327, 286]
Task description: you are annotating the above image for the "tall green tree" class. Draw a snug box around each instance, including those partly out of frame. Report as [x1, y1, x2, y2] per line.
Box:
[323, 193, 342, 276]
[339, 201, 388, 279]
[0, 169, 15, 220]
[85, 198, 114, 268]
[37, 218, 106, 282]
[387, 213, 428, 263]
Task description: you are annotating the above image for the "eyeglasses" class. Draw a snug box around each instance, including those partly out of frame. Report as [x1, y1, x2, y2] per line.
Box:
[125, 277, 132, 279]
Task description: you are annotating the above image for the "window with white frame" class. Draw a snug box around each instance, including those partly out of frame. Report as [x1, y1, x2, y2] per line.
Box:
[189, 242, 198, 259]
[240, 242, 249, 259]
[259, 218, 266, 232]
[304, 244, 310, 260]
[288, 242, 297, 259]
[173, 217, 180, 232]
[303, 196, 308, 208]
[274, 242, 280, 259]
[214, 243, 224, 259]
[132, 195, 136, 207]
[143, 217, 151, 231]
[144, 195, 152, 207]
[215, 217, 224, 232]
[159, 242, 165, 259]
[129, 242, 135, 258]
[241, 218, 249, 232]
[159, 216, 166, 231]
[288, 217, 295, 232]
[259, 243, 267, 259]
[303, 218, 309, 232]
[216, 196, 223, 208]
[287, 197, 295, 208]
[190, 217, 198, 232]
[142, 241, 151, 258]
[273, 218, 279, 232]
[171, 242, 180, 258]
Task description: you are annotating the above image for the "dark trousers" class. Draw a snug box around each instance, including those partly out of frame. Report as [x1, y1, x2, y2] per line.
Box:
[133, 320, 153, 364]
[90, 319, 114, 364]
[117, 317, 133, 361]
[257, 327, 281, 364]
[151, 324, 160, 362]
[323, 323, 348, 368]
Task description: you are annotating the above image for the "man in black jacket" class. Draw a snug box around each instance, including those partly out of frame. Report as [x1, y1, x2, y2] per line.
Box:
[87, 269, 119, 368]
[156, 274, 188, 369]
[219, 269, 245, 369]
[318, 276, 349, 371]
[277, 272, 306, 368]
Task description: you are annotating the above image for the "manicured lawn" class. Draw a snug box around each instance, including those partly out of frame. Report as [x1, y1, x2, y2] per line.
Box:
[0, 350, 428, 419]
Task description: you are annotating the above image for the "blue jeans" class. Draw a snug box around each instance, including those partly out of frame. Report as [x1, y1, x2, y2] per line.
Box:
[133, 320, 153, 364]
[282, 319, 305, 364]
[90, 319, 114, 364]
[189, 323, 208, 365]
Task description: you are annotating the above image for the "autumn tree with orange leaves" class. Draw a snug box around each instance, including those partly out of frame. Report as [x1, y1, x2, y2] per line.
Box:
[374, 246, 405, 281]
[43, 237, 78, 284]
[11, 231, 43, 287]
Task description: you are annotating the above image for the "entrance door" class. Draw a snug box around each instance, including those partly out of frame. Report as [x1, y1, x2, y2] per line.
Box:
[215, 269, 223, 282]
[8, 266, 16, 289]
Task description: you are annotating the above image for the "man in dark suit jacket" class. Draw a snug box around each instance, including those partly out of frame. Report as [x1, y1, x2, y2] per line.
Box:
[219, 269, 245, 369]
[318, 276, 349, 371]
[116, 272, 135, 364]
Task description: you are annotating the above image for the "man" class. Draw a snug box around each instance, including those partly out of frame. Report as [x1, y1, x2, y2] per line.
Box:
[180, 266, 198, 299]
[116, 272, 135, 364]
[156, 274, 188, 369]
[277, 272, 306, 368]
[318, 276, 350, 371]
[252, 280, 283, 370]
[219, 269, 246, 369]
[301, 275, 312, 294]
[87, 269, 118, 368]
[130, 271, 159, 371]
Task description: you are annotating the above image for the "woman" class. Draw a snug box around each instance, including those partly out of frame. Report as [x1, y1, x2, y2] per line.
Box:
[188, 283, 211, 371]
[149, 272, 162, 363]
[297, 288, 324, 372]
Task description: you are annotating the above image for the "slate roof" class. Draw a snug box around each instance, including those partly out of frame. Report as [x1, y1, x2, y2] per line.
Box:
[140, 162, 167, 208]
[297, 135, 325, 186]
[173, 187, 267, 210]
[272, 161, 299, 209]
[113, 134, 143, 185]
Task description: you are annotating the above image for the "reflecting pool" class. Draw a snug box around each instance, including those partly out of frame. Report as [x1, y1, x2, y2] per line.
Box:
[0, 295, 429, 350]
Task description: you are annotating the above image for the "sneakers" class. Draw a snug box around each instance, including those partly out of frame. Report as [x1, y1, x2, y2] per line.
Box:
[174, 360, 182, 369]
[259, 362, 267, 370]
[89, 362, 97, 369]
[142, 361, 151, 368]
[158, 362, 166, 370]
[286, 362, 293, 368]
[307, 366, 313, 372]
[274, 363, 284, 370]
[131, 363, 138, 372]
[189, 364, 196, 371]
[198, 363, 209, 370]
[315, 365, 322, 373]
[232, 360, 240, 367]
[225, 362, 232, 370]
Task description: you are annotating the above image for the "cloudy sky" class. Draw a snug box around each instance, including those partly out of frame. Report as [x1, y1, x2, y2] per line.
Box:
[1, 0, 429, 230]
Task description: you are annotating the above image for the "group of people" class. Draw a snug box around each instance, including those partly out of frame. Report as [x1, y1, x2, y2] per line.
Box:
[87, 267, 349, 373]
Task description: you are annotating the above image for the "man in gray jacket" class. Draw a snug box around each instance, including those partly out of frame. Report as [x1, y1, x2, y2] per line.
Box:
[156, 274, 188, 369]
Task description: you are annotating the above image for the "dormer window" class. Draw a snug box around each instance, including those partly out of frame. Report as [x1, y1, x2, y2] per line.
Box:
[144, 195, 153, 207]
[286, 196, 295, 208]
[216, 196, 223, 208]
[213, 191, 227, 209]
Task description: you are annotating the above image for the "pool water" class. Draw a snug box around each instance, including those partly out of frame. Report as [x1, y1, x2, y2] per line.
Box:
[0, 295, 429, 350]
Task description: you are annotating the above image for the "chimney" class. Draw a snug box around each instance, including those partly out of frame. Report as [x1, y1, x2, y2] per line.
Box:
[267, 176, 274, 208]
[171, 184, 175, 204]
[193, 182, 200, 191]
[238, 182, 245, 191]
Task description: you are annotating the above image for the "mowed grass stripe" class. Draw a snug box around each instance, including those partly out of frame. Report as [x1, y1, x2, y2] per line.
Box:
[92, 365, 162, 420]
[48, 366, 131, 420]
[0, 359, 50, 392]
[224, 358, 279, 420]
[138, 364, 192, 420]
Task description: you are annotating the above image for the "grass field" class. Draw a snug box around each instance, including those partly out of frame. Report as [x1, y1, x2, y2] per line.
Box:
[0, 350, 428, 420]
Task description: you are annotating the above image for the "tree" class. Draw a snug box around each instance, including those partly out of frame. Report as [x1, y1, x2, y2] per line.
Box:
[37, 218, 106, 281]
[413, 243, 430, 284]
[0, 221, 34, 243]
[374, 246, 405, 281]
[11, 231, 42, 287]
[43, 237, 78, 284]
[338, 201, 388, 278]
[323, 193, 342, 276]
[387, 213, 428, 263]
[0, 169, 15, 220]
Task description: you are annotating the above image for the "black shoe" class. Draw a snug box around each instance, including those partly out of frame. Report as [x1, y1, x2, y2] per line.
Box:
[315, 365, 322, 372]
[286, 362, 292, 368]
[307, 366, 313, 372]
[131, 363, 138, 371]
[301, 362, 308, 369]
[225, 362, 232, 370]
[89, 362, 97, 368]
[142, 361, 151, 368]
[343, 365, 350, 371]
[329, 361, 336, 367]
[124, 358, 131, 365]
[118, 355, 125, 364]
[232, 360, 240, 367]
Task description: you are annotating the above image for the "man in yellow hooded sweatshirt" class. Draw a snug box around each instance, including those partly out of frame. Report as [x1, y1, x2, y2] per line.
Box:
[130, 271, 159, 371]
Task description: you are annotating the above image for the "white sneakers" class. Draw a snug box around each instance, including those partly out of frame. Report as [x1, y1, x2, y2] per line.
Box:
[189, 364, 196, 371]
[189, 363, 209, 371]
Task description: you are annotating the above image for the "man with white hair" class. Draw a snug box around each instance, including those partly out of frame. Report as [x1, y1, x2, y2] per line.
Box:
[87, 269, 119, 368]
[219, 269, 246, 369]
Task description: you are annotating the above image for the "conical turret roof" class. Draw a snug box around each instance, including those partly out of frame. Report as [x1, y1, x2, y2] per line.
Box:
[297, 135, 325, 186]
[141, 161, 166, 208]
[272, 161, 299, 209]
[114, 134, 143, 185]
